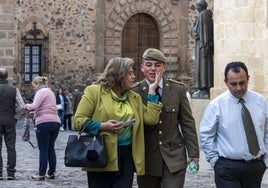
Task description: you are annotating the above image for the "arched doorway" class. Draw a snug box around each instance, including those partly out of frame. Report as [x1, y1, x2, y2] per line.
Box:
[122, 13, 160, 81]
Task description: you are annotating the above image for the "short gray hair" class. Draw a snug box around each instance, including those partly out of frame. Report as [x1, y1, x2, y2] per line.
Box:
[0, 68, 8, 80]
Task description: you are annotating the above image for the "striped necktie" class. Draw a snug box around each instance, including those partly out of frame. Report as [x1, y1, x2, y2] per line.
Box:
[239, 98, 260, 156]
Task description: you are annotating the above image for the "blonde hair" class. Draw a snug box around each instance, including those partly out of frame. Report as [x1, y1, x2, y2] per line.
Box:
[32, 76, 48, 85]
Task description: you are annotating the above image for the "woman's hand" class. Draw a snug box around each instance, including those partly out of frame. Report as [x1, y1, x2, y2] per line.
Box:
[100, 120, 124, 133]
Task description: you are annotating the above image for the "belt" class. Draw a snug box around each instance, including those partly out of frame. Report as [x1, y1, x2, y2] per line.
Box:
[219, 155, 264, 162]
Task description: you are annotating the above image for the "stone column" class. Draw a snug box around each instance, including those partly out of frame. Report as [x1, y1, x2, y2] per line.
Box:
[95, 0, 105, 73]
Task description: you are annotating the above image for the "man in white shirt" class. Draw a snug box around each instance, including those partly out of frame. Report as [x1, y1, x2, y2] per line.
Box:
[200, 61, 268, 188]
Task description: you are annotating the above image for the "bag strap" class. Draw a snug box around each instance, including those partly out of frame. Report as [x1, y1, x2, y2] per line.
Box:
[77, 123, 90, 139]
[28, 140, 36, 149]
[77, 122, 106, 140]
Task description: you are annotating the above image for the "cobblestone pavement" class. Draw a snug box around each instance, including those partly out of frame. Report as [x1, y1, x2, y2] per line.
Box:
[0, 119, 267, 188]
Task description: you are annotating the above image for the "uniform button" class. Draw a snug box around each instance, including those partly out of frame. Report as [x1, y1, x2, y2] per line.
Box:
[172, 109, 175, 112]
[159, 141, 162, 145]
[159, 131, 162, 134]
[159, 120, 162, 124]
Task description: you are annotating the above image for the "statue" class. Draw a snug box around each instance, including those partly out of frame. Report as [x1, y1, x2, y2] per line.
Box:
[190, 0, 214, 99]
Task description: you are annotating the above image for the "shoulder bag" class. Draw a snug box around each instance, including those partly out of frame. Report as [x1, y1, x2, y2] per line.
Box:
[64, 123, 107, 168]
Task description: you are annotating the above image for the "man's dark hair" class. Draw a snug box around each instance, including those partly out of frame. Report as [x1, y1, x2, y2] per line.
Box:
[224, 61, 249, 81]
[0, 68, 8, 80]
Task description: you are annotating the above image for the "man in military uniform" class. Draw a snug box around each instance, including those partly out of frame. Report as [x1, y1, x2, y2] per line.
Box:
[132, 48, 199, 188]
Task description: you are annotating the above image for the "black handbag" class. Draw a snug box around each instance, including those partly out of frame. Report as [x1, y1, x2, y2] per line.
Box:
[64, 124, 107, 168]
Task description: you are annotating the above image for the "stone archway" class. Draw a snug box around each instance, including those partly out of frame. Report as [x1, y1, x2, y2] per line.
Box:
[104, 0, 179, 77]
[121, 13, 160, 81]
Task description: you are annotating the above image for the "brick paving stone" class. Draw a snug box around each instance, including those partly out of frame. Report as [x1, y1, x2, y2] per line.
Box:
[0, 119, 267, 188]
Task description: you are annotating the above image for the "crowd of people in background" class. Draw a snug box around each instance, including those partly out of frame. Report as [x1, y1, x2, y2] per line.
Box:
[54, 86, 83, 131]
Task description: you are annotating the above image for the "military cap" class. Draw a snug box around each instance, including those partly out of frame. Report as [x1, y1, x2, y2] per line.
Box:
[142, 48, 167, 64]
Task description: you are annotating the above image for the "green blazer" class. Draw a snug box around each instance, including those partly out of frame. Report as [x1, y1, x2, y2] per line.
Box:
[73, 84, 162, 175]
[132, 79, 199, 176]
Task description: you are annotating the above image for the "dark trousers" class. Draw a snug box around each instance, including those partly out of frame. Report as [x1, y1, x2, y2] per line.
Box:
[57, 110, 65, 127]
[87, 145, 135, 188]
[0, 124, 16, 176]
[214, 157, 266, 188]
[63, 114, 72, 130]
[137, 161, 186, 188]
[36, 122, 60, 176]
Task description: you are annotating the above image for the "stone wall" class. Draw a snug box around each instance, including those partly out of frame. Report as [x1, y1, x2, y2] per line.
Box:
[102, 0, 214, 88]
[0, 0, 215, 99]
[104, 0, 186, 80]
[15, 0, 98, 97]
[212, 0, 268, 98]
[0, 0, 15, 81]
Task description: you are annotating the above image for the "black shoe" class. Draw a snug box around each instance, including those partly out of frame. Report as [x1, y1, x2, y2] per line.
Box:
[46, 172, 58, 179]
[31, 174, 45, 181]
[7, 176, 15, 180]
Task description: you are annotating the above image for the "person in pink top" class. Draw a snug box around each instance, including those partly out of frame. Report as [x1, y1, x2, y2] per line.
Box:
[25, 76, 61, 181]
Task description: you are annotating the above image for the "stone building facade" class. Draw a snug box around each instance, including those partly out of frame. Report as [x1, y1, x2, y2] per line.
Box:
[1, 0, 215, 99]
[212, 0, 268, 99]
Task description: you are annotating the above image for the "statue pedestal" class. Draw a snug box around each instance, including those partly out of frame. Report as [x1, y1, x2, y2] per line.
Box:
[189, 98, 210, 135]
[191, 89, 210, 99]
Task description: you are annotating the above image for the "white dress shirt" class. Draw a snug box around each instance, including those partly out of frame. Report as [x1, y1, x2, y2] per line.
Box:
[200, 89, 268, 167]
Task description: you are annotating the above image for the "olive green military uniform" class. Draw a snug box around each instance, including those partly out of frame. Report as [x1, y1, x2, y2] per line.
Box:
[133, 48, 199, 188]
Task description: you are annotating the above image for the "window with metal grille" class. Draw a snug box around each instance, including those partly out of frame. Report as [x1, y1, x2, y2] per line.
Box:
[20, 21, 49, 83]
[24, 45, 41, 82]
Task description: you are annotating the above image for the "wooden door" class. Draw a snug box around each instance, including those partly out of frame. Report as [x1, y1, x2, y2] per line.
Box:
[122, 13, 159, 81]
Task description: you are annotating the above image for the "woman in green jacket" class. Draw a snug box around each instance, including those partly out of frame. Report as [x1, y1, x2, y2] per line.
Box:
[73, 57, 163, 188]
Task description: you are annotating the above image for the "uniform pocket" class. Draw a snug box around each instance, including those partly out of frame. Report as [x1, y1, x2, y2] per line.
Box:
[164, 104, 179, 113]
